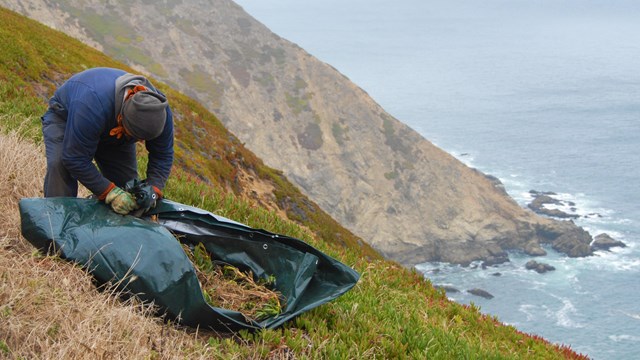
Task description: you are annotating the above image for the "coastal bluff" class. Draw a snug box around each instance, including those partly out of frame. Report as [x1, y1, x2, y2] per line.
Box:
[1, 0, 597, 267]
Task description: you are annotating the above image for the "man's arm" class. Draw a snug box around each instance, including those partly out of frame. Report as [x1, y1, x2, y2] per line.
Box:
[61, 96, 113, 197]
[145, 106, 174, 192]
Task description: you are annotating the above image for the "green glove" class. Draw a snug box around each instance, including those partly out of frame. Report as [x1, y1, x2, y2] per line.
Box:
[105, 186, 139, 215]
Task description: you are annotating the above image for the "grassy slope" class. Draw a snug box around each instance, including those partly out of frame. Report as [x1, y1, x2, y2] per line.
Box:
[0, 7, 587, 359]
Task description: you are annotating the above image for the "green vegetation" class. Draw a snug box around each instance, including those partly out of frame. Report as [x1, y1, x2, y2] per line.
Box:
[144, 62, 168, 78]
[260, 45, 286, 66]
[285, 92, 311, 115]
[253, 71, 275, 89]
[0, 340, 10, 355]
[0, 7, 588, 359]
[384, 171, 399, 180]
[173, 17, 200, 37]
[331, 121, 349, 145]
[178, 65, 224, 107]
[66, 8, 132, 43]
[381, 113, 413, 157]
[293, 76, 308, 91]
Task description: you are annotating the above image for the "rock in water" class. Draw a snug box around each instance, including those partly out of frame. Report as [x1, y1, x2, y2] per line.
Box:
[525, 260, 556, 274]
[591, 233, 626, 251]
[467, 288, 494, 299]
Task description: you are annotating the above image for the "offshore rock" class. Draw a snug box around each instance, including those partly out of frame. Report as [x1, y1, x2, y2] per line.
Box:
[467, 288, 494, 299]
[591, 233, 626, 251]
[528, 194, 579, 219]
[525, 260, 555, 274]
[540, 221, 593, 257]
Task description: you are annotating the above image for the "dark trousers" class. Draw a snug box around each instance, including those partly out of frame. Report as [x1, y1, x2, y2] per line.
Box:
[42, 110, 138, 197]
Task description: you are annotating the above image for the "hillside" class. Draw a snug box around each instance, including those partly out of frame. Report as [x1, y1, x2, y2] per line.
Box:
[0, 5, 381, 263]
[0, 0, 598, 266]
[0, 7, 588, 359]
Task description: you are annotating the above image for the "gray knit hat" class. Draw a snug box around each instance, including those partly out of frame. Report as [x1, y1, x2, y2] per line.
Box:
[122, 91, 168, 140]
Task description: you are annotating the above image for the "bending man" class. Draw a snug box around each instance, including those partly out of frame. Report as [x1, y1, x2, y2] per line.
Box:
[41, 67, 174, 215]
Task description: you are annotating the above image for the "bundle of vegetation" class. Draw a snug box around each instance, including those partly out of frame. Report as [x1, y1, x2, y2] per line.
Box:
[182, 242, 283, 321]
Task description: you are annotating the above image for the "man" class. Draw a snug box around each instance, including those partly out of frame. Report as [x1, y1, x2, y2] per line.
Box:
[41, 67, 174, 215]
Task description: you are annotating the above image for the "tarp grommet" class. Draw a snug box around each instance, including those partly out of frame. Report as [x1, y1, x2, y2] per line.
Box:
[263, 244, 268, 250]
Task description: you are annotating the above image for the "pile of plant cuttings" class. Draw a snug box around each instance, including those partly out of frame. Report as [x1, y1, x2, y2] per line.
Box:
[182, 242, 284, 321]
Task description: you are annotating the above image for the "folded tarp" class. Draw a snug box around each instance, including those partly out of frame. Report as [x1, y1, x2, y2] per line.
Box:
[19, 197, 359, 331]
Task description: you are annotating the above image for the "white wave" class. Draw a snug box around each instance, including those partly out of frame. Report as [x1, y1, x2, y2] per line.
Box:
[447, 149, 476, 167]
[518, 304, 537, 322]
[552, 296, 585, 329]
[512, 191, 533, 205]
[609, 218, 634, 226]
[557, 307, 584, 328]
[584, 227, 627, 240]
[619, 310, 640, 321]
[582, 250, 640, 272]
[609, 334, 640, 342]
[500, 175, 526, 189]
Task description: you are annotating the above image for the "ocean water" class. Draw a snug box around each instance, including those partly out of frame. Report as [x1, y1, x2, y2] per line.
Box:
[234, 1, 640, 358]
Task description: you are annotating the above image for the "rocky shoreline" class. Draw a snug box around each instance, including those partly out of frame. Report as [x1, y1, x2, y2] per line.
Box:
[527, 189, 626, 253]
[433, 190, 627, 300]
[527, 190, 580, 219]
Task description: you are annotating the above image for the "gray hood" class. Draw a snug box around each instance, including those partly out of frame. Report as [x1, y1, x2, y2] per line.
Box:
[114, 73, 160, 116]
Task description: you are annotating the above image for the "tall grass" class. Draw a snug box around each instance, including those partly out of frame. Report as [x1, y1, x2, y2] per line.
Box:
[0, 6, 589, 359]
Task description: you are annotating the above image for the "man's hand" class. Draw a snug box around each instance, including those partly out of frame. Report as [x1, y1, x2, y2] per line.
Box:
[123, 179, 163, 217]
[105, 186, 139, 215]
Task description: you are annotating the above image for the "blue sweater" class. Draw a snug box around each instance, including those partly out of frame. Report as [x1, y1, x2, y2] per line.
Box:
[50, 67, 174, 195]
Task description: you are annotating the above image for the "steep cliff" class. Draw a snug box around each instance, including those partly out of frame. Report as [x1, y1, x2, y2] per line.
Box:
[0, 0, 594, 266]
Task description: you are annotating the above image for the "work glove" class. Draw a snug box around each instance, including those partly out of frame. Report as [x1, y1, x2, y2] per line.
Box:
[124, 179, 162, 217]
[105, 186, 139, 215]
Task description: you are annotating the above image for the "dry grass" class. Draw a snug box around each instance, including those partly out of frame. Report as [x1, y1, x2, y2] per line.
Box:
[184, 243, 283, 321]
[0, 131, 246, 359]
[0, 130, 45, 247]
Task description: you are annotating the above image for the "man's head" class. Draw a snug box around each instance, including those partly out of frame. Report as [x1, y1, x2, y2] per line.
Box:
[121, 91, 168, 140]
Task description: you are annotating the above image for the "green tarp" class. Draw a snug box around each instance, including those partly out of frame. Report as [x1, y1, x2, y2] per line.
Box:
[19, 198, 359, 331]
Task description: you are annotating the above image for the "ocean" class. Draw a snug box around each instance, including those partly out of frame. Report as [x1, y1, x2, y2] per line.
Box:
[233, 1, 640, 358]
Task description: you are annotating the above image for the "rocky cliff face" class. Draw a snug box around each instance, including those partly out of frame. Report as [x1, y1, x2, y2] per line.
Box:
[1, 0, 594, 266]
